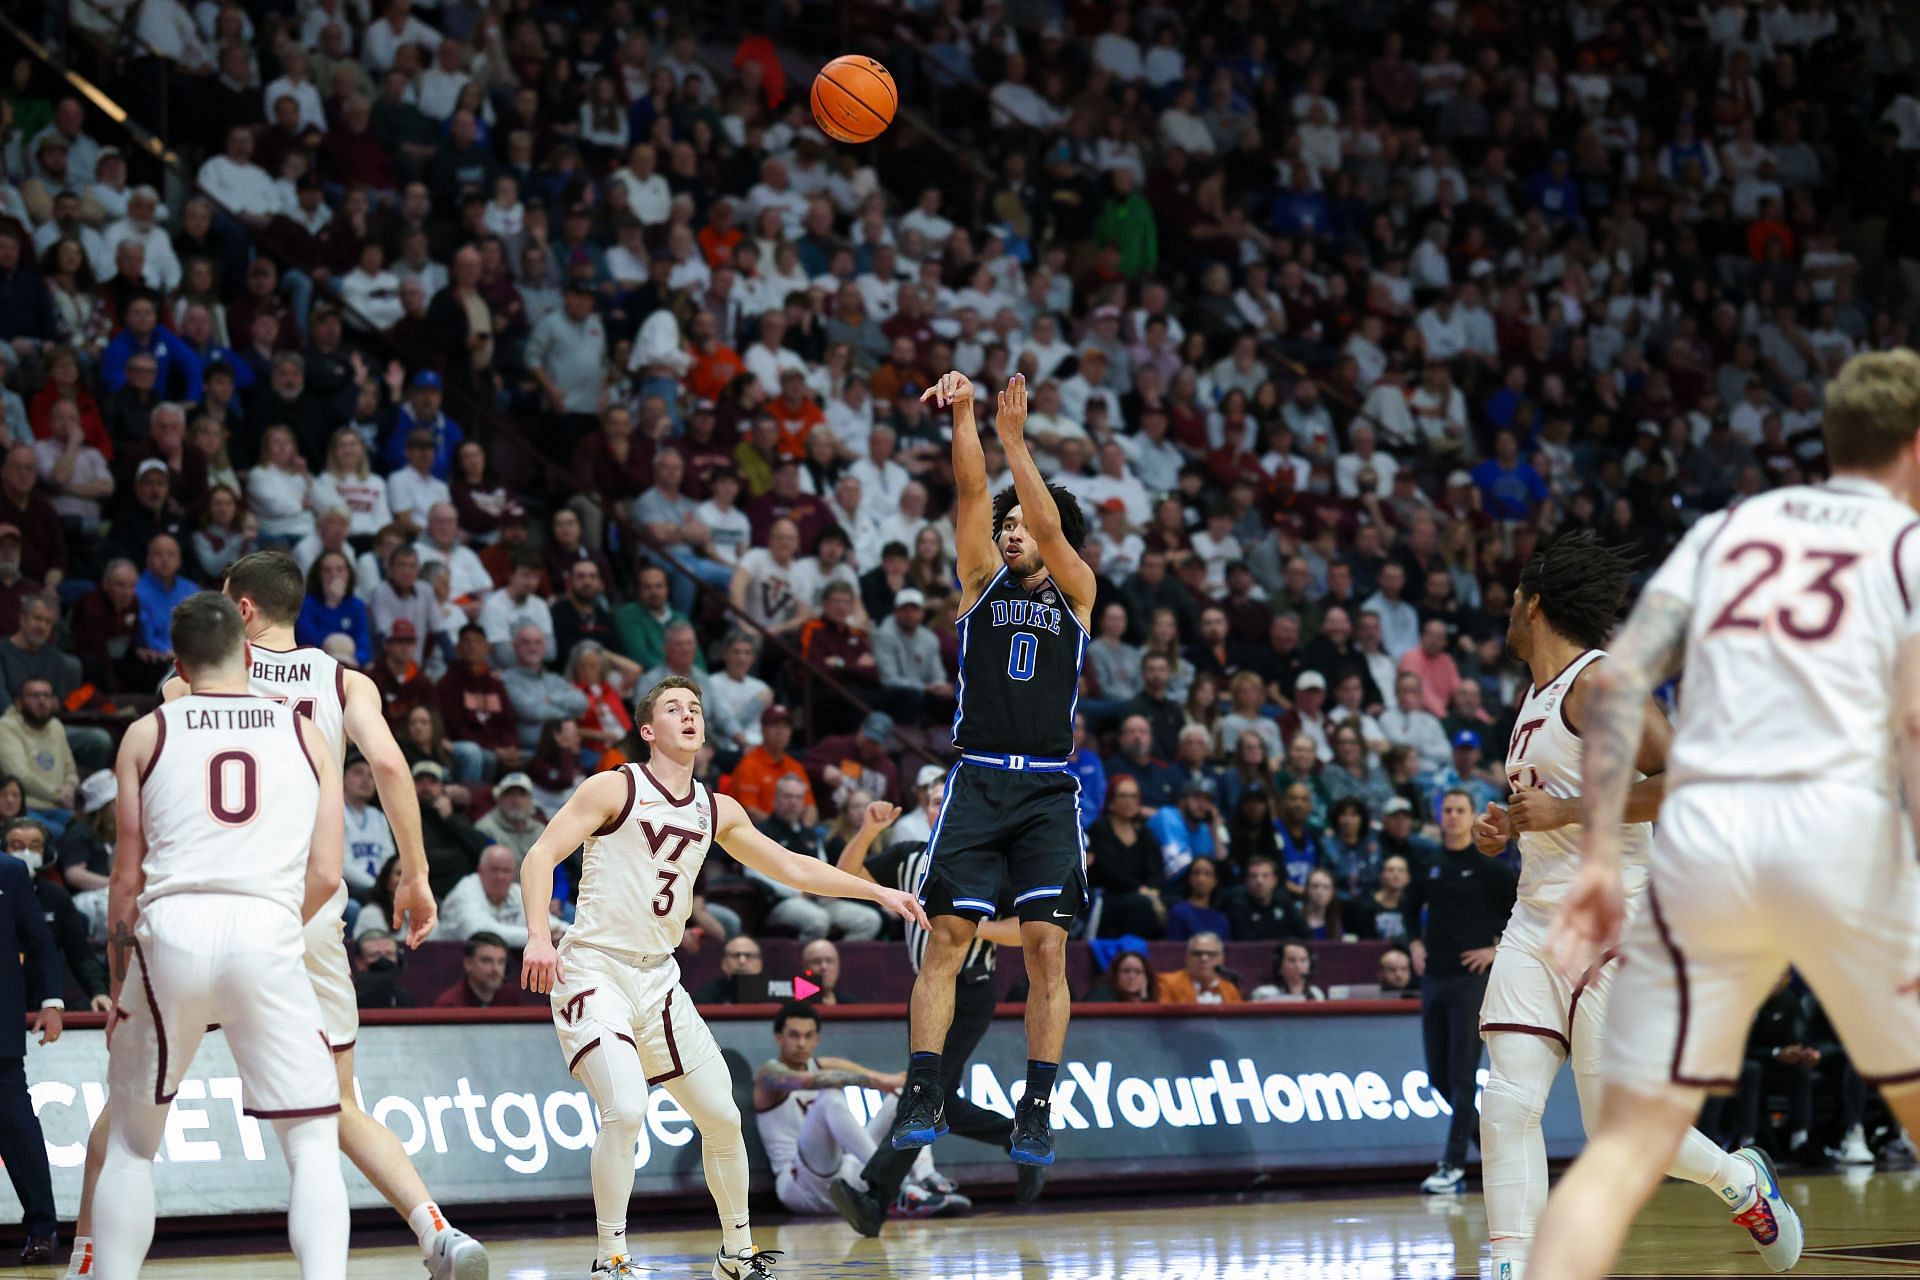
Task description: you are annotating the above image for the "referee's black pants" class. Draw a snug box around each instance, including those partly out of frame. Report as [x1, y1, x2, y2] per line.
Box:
[861, 972, 1007, 1200]
[0, 1056, 55, 1235]
[1421, 971, 1489, 1170]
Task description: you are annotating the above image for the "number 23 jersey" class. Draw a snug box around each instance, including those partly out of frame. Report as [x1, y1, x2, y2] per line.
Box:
[563, 763, 716, 960]
[1649, 477, 1920, 798]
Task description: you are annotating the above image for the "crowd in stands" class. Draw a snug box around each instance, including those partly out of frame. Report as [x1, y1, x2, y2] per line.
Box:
[0, 0, 1914, 1153]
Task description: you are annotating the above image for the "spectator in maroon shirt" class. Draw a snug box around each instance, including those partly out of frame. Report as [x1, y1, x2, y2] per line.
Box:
[0, 446, 65, 590]
[371, 621, 436, 729]
[746, 457, 830, 547]
[71, 559, 150, 692]
[798, 581, 879, 736]
[437, 623, 522, 780]
[803, 711, 901, 809]
[432, 931, 519, 1007]
[322, 97, 398, 194]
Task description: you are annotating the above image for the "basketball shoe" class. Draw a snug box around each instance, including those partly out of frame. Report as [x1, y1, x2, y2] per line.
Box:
[424, 1226, 489, 1278]
[888, 1081, 947, 1149]
[1008, 1100, 1055, 1165]
[1729, 1147, 1803, 1272]
[589, 1256, 646, 1277]
[712, 1246, 782, 1278]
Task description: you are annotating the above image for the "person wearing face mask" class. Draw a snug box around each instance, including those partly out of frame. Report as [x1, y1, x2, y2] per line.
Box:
[4, 817, 109, 1010]
[351, 930, 413, 1010]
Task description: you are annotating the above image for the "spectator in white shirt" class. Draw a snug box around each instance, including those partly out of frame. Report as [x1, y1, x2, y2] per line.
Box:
[361, 0, 442, 73]
[1090, 11, 1144, 81]
[743, 312, 807, 394]
[897, 188, 956, 244]
[263, 45, 327, 133]
[1336, 422, 1399, 498]
[414, 502, 494, 614]
[746, 158, 809, 238]
[611, 143, 672, 225]
[416, 38, 471, 121]
[338, 240, 404, 330]
[846, 424, 910, 522]
[386, 429, 452, 531]
[694, 470, 752, 567]
[480, 550, 556, 665]
[1416, 292, 1471, 363]
[991, 55, 1070, 132]
[435, 844, 559, 948]
[102, 186, 183, 293]
[1158, 85, 1215, 154]
[1378, 671, 1453, 774]
[1360, 564, 1421, 661]
[196, 125, 280, 223]
[1077, 441, 1153, 526]
[247, 423, 318, 540]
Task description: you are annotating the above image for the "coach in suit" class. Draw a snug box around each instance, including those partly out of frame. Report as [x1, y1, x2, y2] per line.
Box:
[0, 850, 62, 1262]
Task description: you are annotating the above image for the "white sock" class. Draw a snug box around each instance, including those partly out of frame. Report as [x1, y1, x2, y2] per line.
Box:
[407, 1201, 451, 1249]
[64, 1236, 93, 1277]
[595, 1221, 628, 1264]
[1492, 1258, 1525, 1280]
[1667, 1128, 1756, 1211]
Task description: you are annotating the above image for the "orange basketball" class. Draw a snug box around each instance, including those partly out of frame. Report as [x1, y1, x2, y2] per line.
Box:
[812, 55, 897, 144]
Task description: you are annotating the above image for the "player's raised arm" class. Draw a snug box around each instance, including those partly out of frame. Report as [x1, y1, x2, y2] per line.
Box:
[343, 671, 437, 945]
[715, 790, 929, 930]
[105, 716, 155, 1023]
[993, 373, 1096, 620]
[519, 769, 629, 993]
[300, 716, 345, 925]
[929, 371, 997, 608]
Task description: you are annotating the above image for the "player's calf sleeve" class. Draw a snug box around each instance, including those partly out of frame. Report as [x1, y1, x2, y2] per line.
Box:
[666, 1056, 753, 1252]
[92, 1102, 167, 1280]
[276, 1116, 348, 1280]
[1482, 1035, 1559, 1265]
[580, 1042, 649, 1260]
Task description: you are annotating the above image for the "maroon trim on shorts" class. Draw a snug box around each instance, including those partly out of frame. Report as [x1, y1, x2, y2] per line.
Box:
[594, 767, 636, 837]
[642, 763, 696, 808]
[133, 938, 173, 1104]
[614, 1031, 637, 1051]
[645, 991, 685, 1086]
[1649, 887, 1739, 1090]
[1481, 1022, 1570, 1051]
[1860, 1064, 1920, 1088]
[140, 710, 168, 785]
[569, 1039, 601, 1074]
[330, 1040, 354, 1054]
[1565, 949, 1619, 1048]
[245, 1104, 343, 1119]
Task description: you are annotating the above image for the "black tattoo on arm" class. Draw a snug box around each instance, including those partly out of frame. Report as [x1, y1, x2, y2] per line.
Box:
[1580, 590, 1692, 854]
[107, 920, 134, 988]
[755, 1061, 870, 1092]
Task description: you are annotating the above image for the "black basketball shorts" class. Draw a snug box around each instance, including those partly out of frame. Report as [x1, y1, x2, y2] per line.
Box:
[915, 754, 1089, 927]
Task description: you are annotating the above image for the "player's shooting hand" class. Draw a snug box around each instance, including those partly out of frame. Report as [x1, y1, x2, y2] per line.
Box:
[860, 801, 901, 831]
[995, 372, 1029, 438]
[919, 371, 972, 409]
[521, 936, 563, 995]
[393, 873, 438, 948]
[1550, 858, 1626, 984]
[1507, 787, 1576, 834]
[876, 886, 931, 931]
[1472, 802, 1512, 855]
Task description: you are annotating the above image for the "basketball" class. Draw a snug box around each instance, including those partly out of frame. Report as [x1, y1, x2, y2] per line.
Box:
[811, 54, 896, 144]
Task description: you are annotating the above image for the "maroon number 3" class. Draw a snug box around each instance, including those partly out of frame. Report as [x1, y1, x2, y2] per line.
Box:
[651, 869, 678, 918]
[206, 750, 259, 826]
[1707, 540, 1858, 640]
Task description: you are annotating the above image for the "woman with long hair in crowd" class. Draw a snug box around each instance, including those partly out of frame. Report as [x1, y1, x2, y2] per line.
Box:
[1218, 671, 1282, 760]
[567, 640, 636, 765]
[191, 484, 255, 580]
[1320, 795, 1384, 897]
[191, 415, 240, 494]
[351, 855, 404, 942]
[1251, 939, 1326, 1002]
[1348, 853, 1421, 948]
[1298, 867, 1346, 942]
[529, 717, 588, 814]
[907, 524, 954, 597]
[1142, 606, 1196, 702]
[40, 239, 112, 363]
[312, 426, 392, 545]
[297, 549, 373, 664]
[28, 345, 108, 451]
[1226, 782, 1282, 875]
[1219, 730, 1277, 816]
[246, 423, 317, 542]
[451, 438, 520, 544]
[400, 704, 457, 773]
[1321, 722, 1396, 817]
[1085, 949, 1158, 1004]
[1166, 856, 1232, 943]
[1085, 775, 1164, 938]
[1182, 670, 1222, 743]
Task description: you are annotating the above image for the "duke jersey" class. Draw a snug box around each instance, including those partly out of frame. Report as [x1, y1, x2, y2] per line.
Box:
[138, 695, 321, 919]
[248, 643, 347, 761]
[1504, 648, 1650, 911]
[754, 1056, 821, 1174]
[563, 763, 716, 960]
[1648, 477, 1920, 796]
[953, 566, 1088, 758]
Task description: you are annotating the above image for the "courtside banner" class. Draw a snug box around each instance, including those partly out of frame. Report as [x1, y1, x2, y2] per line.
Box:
[6, 1006, 1581, 1219]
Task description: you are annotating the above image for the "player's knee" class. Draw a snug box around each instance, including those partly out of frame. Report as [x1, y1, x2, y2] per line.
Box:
[1024, 925, 1069, 974]
[597, 1092, 648, 1137]
[1480, 1069, 1550, 1142]
[690, 1094, 741, 1137]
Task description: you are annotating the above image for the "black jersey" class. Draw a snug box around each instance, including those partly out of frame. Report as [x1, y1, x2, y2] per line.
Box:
[952, 567, 1087, 758]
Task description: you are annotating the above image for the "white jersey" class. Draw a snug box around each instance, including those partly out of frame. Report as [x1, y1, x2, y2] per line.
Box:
[138, 694, 321, 919]
[1504, 648, 1651, 910]
[562, 763, 716, 961]
[248, 642, 348, 761]
[1649, 477, 1920, 797]
[754, 1056, 820, 1175]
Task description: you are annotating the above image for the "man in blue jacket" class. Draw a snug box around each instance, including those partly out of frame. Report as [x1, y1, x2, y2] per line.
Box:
[0, 846, 63, 1262]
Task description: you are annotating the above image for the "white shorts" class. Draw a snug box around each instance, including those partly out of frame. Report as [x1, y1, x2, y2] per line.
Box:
[776, 1156, 862, 1215]
[115, 893, 341, 1118]
[1604, 781, 1920, 1099]
[549, 943, 720, 1087]
[1480, 899, 1631, 1079]
[302, 881, 358, 1052]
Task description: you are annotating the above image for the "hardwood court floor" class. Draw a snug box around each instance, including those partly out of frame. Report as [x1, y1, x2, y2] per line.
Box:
[22, 1169, 1920, 1278]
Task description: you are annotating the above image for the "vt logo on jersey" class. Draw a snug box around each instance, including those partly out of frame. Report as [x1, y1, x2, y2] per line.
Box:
[641, 821, 705, 863]
[1510, 717, 1548, 759]
[989, 597, 1063, 635]
[558, 988, 597, 1025]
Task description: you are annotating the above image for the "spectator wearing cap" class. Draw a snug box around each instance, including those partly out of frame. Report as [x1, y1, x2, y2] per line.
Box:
[722, 704, 816, 825]
[132, 533, 194, 662]
[57, 768, 117, 934]
[1150, 773, 1225, 883]
[803, 710, 901, 814]
[474, 772, 544, 867]
[383, 369, 464, 478]
[1277, 670, 1334, 763]
[1424, 730, 1501, 820]
[412, 759, 491, 900]
[1399, 618, 1463, 721]
[370, 619, 434, 729]
[526, 278, 608, 453]
[872, 586, 952, 723]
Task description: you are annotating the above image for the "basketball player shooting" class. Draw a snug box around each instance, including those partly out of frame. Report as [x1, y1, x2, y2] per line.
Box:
[1472, 531, 1797, 1280]
[95, 593, 349, 1279]
[891, 371, 1094, 1169]
[518, 677, 926, 1280]
[68, 552, 483, 1280]
[1528, 350, 1920, 1279]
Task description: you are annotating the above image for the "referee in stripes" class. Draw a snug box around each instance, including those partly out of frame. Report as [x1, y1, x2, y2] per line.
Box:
[827, 791, 1044, 1236]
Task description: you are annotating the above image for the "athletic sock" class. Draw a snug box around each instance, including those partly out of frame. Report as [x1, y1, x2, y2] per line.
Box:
[908, 1051, 941, 1091]
[64, 1236, 92, 1277]
[1023, 1059, 1059, 1106]
[595, 1221, 628, 1265]
[407, 1201, 451, 1249]
[1489, 1252, 1526, 1280]
[721, 1215, 753, 1254]
[1721, 1155, 1760, 1213]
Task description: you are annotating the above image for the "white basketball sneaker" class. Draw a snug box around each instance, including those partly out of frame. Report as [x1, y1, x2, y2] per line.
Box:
[712, 1246, 782, 1279]
[1730, 1147, 1804, 1273]
[423, 1227, 489, 1280]
[1837, 1125, 1874, 1165]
